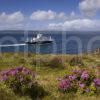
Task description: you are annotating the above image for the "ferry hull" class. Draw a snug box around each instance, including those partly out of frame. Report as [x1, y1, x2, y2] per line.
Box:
[25, 40, 53, 44]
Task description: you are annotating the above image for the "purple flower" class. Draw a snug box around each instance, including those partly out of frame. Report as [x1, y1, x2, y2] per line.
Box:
[69, 75, 76, 81]
[16, 66, 23, 72]
[85, 88, 90, 93]
[0, 66, 36, 95]
[59, 79, 71, 90]
[72, 70, 78, 74]
[22, 68, 30, 74]
[1, 70, 10, 76]
[9, 69, 17, 76]
[93, 78, 100, 86]
[1, 75, 8, 81]
[79, 83, 85, 88]
[81, 71, 89, 80]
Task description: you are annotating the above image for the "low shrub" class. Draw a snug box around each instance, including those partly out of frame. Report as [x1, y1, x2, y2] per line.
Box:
[58, 68, 100, 95]
[0, 67, 36, 95]
[30, 56, 66, 68]
[49, 56, 65, 68]
[69, 56, 84, 66]
[0, 66, 47, 99]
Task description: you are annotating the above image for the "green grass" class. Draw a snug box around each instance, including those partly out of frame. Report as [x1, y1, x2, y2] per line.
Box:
[0, 53, 100, 100]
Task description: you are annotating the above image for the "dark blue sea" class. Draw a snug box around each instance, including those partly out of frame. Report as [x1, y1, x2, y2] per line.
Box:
[0, 31, 100, 54]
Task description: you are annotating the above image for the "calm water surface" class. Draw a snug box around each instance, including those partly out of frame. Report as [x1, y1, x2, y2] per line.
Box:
[0, 31, 100, 54]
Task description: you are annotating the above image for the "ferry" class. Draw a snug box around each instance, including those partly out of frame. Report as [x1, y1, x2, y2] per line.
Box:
[25, 34, 54, 44]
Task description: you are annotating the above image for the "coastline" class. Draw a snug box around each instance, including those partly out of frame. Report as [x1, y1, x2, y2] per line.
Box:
[0, 52, 100, 99]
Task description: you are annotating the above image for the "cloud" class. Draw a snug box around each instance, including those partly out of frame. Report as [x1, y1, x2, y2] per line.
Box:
[30, 10, 66, 21]
[0, 11, 25, 30]
[0, 11, 24, 24]
[0, 10, 99, 31]
[79, 0, 100, 16]
[48, 19, 100, 31]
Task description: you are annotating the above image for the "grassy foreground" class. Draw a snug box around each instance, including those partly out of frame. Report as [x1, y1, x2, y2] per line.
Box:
[0, 52, 100, 100]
